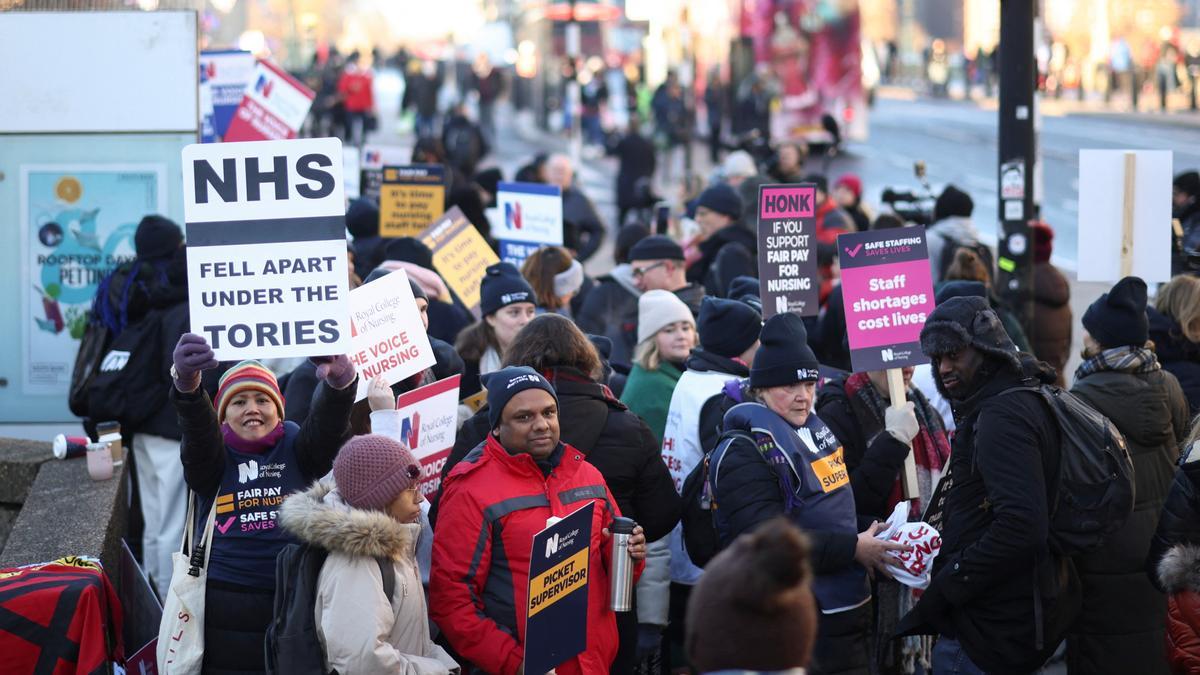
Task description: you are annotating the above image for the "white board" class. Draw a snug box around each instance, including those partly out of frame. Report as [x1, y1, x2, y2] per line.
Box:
[0, 11, 198, 133]
[1077, 149, 1173, 283]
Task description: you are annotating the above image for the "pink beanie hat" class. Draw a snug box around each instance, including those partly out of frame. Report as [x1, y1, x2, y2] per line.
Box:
[333, 434, 421, 510]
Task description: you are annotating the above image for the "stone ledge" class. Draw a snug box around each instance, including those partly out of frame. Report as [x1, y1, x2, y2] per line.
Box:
[0, 437, 53, 504]
[0, 446, 127, 578]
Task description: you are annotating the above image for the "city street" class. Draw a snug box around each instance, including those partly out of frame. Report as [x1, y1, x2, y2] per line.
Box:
[835, 92, 1200, 269]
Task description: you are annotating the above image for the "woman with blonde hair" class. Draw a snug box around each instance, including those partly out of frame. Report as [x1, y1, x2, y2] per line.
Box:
[1151, 274, 1200, 413]
[620, 289, 697, 443]
[521, 245, 585, 317]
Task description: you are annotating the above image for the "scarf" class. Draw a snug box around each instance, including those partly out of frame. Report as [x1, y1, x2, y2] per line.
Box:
[222, 421, 285, 454]
[1075, 345, 1162, 381]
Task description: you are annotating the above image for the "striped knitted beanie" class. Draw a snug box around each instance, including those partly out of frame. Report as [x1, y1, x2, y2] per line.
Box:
[215, 361, 285, 423]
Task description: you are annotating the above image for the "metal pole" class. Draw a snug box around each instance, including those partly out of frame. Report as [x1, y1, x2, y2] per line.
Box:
[996, 0, 1037, 338]
[566, 0, 582, 166]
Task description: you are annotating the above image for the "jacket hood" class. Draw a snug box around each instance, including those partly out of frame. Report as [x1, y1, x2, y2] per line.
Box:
[280, 481, 419, 559]
[1073, 368, 1175, 447]
[1032, 263, 1070, 308]
[1158, 543, 1200, 593]
[686, 349, 751, 377]
[1149, 306, 1200, 362]
[607, 263, 642, 298]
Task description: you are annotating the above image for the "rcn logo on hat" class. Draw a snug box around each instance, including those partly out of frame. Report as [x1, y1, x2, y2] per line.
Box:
[501, 291, 529, 305]
[506, 373, 540, 389]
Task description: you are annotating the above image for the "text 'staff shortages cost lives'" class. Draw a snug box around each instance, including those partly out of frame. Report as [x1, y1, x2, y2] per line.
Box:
[182, 138, 352, 362]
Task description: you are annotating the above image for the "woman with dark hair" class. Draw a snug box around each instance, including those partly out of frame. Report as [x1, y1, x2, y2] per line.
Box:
[439, 313, 682, 673]
[521, 246, 585, 318]
[455, 262, 537, 398]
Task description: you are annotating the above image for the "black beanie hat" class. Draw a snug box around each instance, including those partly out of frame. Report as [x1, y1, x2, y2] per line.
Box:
[697, 183, 743, 219]
[934, 280, 987, 305]
[483, 366, 559, 430]
[934, 184, 974, 221]
[1175, 170, 1200, 200]
[919, 296, 1020, 372]
[750, 313, 820, 388]
[383, 237, 435, 271]
[615, 223, 650, 264]
[629, 235, 685, 262]
[345, 198, 380, 239]
[480, 262, 535, 316]
[1082, 276, 1149, 348]
[727, 275, 762, 308]
[699, 297, 761, 359]
[134, 215, 183, 261]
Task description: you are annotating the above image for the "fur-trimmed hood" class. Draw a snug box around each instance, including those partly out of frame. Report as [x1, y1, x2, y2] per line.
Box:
[279, 480, 419, 559]
[1159, 543, 1200, 593]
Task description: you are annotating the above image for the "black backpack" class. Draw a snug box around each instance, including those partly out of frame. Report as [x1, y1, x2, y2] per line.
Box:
[997, 384, 1135, 556]
[264, 543, 396, 675]
[935, 230, 995, 281]
[679, 430, 759, 567]
[85, 309, 168, 430]
[68, 315, 111, 418]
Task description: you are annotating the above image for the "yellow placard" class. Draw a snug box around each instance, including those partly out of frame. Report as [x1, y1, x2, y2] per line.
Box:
[810, 447, 849, 493]
[527, 547, 589, 618]
[380, 165, 446, 238]
[420, 208, 499, 317]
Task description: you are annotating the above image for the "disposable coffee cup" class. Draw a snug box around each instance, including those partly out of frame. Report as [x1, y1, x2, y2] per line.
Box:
[86, 442, 113, 481]
[96, 420, 123, 466]
[53, 434, 89, 460]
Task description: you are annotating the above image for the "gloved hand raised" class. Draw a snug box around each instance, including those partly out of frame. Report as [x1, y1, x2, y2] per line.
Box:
[311, 354, 356, 390]
[172, 333, 217, 392]
[884, 401, 919, 445]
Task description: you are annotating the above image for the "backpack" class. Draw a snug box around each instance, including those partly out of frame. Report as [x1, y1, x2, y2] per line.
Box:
[681, 430, 792, 567]
[85, 308, 169, 431]
[935, 230, 995, 281]
[997, 384, 1134, 556]
[68, 315, 111, 418]
[265, 543, 396, 675]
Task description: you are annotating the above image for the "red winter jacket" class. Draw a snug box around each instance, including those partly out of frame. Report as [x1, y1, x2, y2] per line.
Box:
[430, 434, 640, 675]
[1160, 544, 1200, 674]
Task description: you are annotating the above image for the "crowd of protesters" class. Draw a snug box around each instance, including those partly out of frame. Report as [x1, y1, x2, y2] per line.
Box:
[72, 79, 1200, 674]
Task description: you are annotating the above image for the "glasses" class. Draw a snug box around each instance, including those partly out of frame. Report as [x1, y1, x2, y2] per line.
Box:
[632, 261, 667, 279]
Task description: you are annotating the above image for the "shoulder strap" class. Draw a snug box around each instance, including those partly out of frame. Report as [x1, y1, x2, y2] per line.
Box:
[375, 557, 396, 602]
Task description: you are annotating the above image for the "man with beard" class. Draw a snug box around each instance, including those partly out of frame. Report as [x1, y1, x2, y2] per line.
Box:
[896, 296, 1081, 674]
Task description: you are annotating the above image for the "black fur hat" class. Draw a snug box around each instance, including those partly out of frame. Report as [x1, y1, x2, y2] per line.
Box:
[919, 296, 1020, 372]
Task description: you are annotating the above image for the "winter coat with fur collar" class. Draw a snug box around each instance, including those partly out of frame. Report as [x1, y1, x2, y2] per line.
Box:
[1157, 543, 1200, 674]
[279, 482, 458, 675]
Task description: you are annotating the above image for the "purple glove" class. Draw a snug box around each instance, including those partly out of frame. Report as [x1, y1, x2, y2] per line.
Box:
[311, 354, 356, 390]
[172, 333, 217, 392]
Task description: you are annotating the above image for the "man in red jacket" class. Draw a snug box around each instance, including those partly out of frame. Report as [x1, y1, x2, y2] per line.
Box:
[431, 366, 646, 675]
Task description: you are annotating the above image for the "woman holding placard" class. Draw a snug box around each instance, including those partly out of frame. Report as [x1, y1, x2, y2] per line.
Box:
[621, 290, 697, 444]
[166, 334, 357, 673]
[456, 262, 538, 398]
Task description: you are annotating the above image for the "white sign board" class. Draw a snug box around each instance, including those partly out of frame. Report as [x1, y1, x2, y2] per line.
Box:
[495, 181, 563, 245]
[1077, 149, 1173, 283]
[182, 138, 352, 361]
[347, 268, 436, 401]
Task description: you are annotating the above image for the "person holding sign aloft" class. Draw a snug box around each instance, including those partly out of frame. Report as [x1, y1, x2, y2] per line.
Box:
[168, 333, 357, 674]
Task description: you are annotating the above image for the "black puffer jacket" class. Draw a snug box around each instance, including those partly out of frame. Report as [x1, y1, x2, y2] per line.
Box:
[435, 367, 681, 541]
[897, 357, 1081, 674]
[689, 223, 757, 297]
[1150, 306, 1200, 415]
[1065, 363, 1188, 675]
[1150, 452, 1200, 589]
[575, 270, 640, 369]
[815, 375, 917, 521]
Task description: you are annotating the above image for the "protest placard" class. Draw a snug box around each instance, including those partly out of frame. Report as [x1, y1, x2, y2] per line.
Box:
[199, 49, 255, 141]
[838, 228, 936, 498]
[496, 181, 562, 266]
[342, 146, 361, 200]
[837, 228, 935, 372]
[1077, 149, 1172, 283]
[182, 138, 352, 361]
[223, 59, 315, 143]
[347, 268, 436, 400]
[419, 207, 500, 318]
[525, 502, 594, 675]
[394, 376, 461, 497]
[757, 183, 819, 318]
[361, 144, 413, 203]
[380, 165, 446, 238]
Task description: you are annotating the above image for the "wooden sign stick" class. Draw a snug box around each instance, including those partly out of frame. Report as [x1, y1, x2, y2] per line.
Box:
[887, 367, 919, 499]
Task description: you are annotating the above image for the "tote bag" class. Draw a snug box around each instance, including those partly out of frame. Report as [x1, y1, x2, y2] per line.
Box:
[157, 492, 217, 673]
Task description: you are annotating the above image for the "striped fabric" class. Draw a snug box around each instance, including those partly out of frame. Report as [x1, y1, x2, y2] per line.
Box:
[215, 360, 284, 422]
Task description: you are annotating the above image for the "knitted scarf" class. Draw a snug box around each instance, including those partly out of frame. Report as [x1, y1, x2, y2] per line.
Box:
[222, 422, 285, 454]
[1075, 345, 1161, 381]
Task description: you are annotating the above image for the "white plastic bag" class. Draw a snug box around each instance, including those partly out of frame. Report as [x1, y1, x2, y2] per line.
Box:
[875, 501, 942, 589]
[157, 492, 217, 673]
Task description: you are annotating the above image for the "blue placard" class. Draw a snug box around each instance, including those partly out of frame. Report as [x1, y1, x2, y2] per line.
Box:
[524, 502, 594, 675]
[499, 240, 542, 267]
[199, 50, 255, 141]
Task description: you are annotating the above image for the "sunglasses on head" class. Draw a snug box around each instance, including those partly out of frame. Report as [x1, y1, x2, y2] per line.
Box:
[405, 464, 421, 481]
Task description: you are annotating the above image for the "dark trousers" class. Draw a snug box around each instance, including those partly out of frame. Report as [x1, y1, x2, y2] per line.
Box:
[203, 579, 274, 675]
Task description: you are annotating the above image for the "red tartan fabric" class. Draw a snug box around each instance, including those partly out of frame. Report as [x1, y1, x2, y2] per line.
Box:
[0, 561, 124, 674]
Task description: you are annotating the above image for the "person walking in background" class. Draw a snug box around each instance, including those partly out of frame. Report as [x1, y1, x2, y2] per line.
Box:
[403, 60, 442, 139]
[704, 70, 726, 166]
[621, 290, 697, 444]
[337, 51, 374, 148]
[1028, 221, 1072, 386]
[610, 117, 658, 227]
[1066, 276, 1189, 675]
[545, 153, 606, 262]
